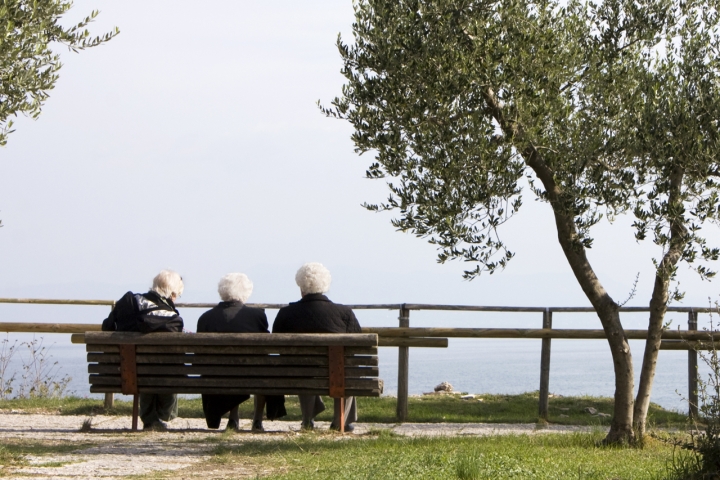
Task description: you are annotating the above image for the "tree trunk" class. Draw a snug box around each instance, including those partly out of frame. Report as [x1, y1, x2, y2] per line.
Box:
[633, 166, 686, 437]
[550, 202, 635, 444]
[482, 87, 636, 443]
[633, 271, 671, 437]
[524, 149, 635, 444]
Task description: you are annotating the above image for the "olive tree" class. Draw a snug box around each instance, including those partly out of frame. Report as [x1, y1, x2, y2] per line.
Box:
[0, 0, 118, 147]
[629, 2, 720, 435]
[321, 0, 720, 443]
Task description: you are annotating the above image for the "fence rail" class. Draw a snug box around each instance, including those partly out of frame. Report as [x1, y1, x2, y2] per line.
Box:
[0, 298, 713, 420]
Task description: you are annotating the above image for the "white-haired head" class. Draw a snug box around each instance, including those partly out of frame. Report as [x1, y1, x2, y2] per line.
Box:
[217, 273, 253, 303]
[295, 262, 331, 296]
[151, 270, 184, 299]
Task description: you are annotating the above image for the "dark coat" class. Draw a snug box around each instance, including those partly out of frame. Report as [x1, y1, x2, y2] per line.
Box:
[197, 301, 269, 333]
[197, 301, 285, 428]
[272, 294, 361, 334]
[102, 291, 183, 333]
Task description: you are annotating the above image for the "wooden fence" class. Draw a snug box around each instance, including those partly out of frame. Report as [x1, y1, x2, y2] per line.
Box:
[0, 298, 713, 420]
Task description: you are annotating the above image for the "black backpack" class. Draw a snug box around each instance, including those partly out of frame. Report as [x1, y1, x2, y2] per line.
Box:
[102, 291, 183, 333]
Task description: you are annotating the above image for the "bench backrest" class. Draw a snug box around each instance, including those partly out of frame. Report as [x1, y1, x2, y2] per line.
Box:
[81, 332, 382, 398]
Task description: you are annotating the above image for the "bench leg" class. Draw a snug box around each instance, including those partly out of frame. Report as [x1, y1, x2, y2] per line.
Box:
[132, 395, 139, 431]
[340, 397, 345, 434]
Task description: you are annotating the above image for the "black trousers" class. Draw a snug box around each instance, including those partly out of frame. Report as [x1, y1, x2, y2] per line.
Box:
[201, 394, 286, 429]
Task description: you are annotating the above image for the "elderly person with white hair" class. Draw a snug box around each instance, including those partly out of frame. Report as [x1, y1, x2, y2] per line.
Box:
[102, 270, 185, 431]
[197, 273, 286, 431]
[272, 262, 361, 431]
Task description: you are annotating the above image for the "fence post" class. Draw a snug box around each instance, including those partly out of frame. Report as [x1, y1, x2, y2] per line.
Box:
[688, 310, 699, 419]
[104, 303, 115, 410]
[396, 304, 410, 422]
[538, 308, 552, 420]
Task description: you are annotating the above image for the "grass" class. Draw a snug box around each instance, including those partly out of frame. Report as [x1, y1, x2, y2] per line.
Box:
[139, 431, 684, 479]
[0, 394, 694, 479]
[0, 392, 688, 427]
[0, 440, 93, 475]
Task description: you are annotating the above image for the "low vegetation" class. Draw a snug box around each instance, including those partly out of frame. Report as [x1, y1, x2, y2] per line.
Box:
[0, 392, 688, 427]
[140, 431, 681, 479]
[0, 440, 94, 476]
[0, 393, 695, 478]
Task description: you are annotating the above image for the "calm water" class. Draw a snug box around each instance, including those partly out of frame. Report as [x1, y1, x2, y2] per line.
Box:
[0, 304, 710, 413]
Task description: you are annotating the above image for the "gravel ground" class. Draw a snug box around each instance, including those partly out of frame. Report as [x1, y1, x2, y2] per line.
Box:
[0, 413, 604, 479]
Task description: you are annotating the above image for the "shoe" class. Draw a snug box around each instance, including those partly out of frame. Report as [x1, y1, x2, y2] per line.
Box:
[143, 421, 168, 432]
[251, 420, 264, 433]
[300, 420, 314, 431]
[329, 423, 355, 432]
[226, 419, 240, 431]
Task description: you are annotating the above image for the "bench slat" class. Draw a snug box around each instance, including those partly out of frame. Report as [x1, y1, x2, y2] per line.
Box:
[89, 385, 383, 396]
[84, 332, 378, 347]
[87, 353, 379, 367]
[89, 375, 382, 390]
[86, 344, 378, 356]
[88, 364, 379, 377]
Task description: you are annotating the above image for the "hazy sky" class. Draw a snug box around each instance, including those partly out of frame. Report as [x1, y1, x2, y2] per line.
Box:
[1, 0, 718, 321]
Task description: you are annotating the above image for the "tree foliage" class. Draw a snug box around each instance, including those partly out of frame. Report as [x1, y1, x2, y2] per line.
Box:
[323, 0, 720, 280]
[630, 1, 720, 286]
[0, 0, 118, 147]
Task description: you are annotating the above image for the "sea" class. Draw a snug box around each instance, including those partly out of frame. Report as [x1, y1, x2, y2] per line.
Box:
[0, 303, 712, 413]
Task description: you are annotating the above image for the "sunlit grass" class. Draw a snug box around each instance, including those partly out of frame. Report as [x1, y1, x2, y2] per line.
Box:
[198, 432, 676, 479]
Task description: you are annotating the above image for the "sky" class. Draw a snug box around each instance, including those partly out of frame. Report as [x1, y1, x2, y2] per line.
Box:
[0, 0, 719, 328]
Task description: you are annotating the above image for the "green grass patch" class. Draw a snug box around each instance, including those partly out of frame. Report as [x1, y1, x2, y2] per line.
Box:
[200, 432, 677, 479]
[0, 392, 687, 426]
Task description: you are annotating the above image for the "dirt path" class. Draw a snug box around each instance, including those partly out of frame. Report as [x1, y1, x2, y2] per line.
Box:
[0, 413, 604, 479]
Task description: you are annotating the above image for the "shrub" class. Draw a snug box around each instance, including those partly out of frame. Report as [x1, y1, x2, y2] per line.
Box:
[667, 307, 720, 479]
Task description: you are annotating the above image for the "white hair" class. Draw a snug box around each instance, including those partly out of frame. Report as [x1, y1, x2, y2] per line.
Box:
[295, 262, 331, 295]
[217, 273, 253, 303]
[151, 270, 184, 299]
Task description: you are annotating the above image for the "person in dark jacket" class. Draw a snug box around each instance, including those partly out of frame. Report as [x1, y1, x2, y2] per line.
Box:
[272, 262, 361, 431]
[102, 270, 184, 431]
[197, 273, 286, 431]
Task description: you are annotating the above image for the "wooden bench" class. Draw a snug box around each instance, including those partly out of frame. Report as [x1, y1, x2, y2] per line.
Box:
[71, 331, 382, 433]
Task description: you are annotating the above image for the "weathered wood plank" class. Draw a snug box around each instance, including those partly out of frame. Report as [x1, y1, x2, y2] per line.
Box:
[118, 344, 138, 396]
[399, 304, 547, 312]
[88, 353, 316, 366]
[89, 385, 382, 396]
[86, 344, 378, 355]
[0, 323, 101, 334]
[88, 364, 379, 377]
[660, 340, 720, 350]
[89, 375, 381, 390]
[83, 332, 378, 347]
[328, 345, 345, 398]
[364, 327, 720, 340]
[345, 356, 378, 366]
[87, 353, 379, 367]
[378, 337, 447, 348]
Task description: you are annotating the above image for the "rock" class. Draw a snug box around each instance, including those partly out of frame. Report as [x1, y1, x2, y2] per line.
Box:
[583, 407, 598, 415]
[460, 394, 475, 400]
[557, 407, 570, 411]
[596, 412, 610, 418]
[559, 414, 569, 418]
[434, 382, 453, 393]
[477, 398, 484, 402]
